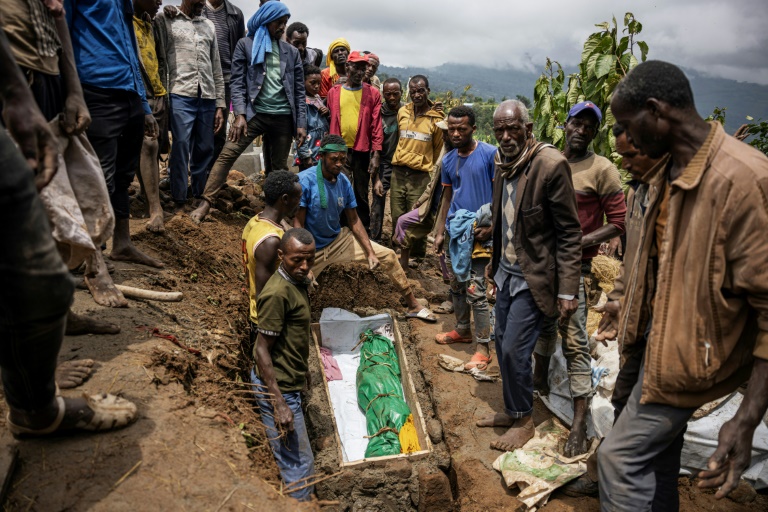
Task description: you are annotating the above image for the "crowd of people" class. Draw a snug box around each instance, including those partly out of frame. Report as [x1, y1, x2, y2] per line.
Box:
[1, 0, 767, 509]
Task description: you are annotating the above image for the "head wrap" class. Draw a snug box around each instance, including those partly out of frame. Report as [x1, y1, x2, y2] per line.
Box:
[326, 38, 351, 78]
[246, 1, 291, 66]
[316, 143, 348, 209]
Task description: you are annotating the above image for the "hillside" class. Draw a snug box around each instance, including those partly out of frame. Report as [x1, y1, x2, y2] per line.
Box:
[380, 63, 768, 135]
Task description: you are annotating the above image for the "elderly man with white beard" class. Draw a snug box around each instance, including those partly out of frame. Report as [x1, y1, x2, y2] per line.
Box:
[477, 100, 582, 452]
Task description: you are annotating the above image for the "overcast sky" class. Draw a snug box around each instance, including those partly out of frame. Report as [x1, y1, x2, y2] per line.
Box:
[207, 0, 768, 85]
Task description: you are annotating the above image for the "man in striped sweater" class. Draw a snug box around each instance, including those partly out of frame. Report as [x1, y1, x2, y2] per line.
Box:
[533, 101, 626, 457]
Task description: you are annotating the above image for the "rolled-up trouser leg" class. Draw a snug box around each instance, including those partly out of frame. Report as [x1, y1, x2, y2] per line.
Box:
[467, 257, 491, 344]
[562, 273, 593, 398]
[0, 127, 73, 412]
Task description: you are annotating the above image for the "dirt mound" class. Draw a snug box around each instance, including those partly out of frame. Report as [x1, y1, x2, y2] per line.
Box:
[311, 262, 404, 320]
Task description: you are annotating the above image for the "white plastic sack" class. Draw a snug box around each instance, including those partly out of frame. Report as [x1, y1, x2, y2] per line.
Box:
[39, 117, 114, 268]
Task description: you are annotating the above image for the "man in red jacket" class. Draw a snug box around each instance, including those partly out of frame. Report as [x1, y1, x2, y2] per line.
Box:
[326, 50, 383, 232]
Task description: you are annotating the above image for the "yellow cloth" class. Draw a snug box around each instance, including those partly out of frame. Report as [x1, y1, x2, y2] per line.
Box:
[133, 16, 167, 97]
[340, 87, 362, 148]
[398, 414, 421, 454]
[326, 37, 350, 79]
[242, 215, 284, 324]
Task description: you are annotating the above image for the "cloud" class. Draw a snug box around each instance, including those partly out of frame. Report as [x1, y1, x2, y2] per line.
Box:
[209, 0, 768, 84]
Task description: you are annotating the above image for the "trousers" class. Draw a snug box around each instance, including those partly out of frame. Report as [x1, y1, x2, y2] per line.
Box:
[250, 372, 315, 501]
[201, 113, 293, 205]
[169, 93, 216, 203]
[598, 363, 696, 511]
[0, 127, 73, 412]
[83, 85, 145, 219]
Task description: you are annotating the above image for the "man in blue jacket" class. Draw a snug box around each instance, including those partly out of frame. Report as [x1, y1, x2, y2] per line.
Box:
[190, 2, 306, 223]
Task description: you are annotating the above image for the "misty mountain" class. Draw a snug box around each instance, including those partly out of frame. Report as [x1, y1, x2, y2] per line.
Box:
[379, 63, 768, 135]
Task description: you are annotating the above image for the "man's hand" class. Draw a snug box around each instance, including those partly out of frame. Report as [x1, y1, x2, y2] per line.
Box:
[367, 253, 380, 270]
[318, 105, 329, 117]
[163, 5, 179, 18]
[602, 237, 623, 258]
[153, 95, 168, 118]
[434, 101, 444, 113]
[214, 107, 225, 134]
[274, 398, 295, 438]
[3, 99, 59, 190]
[595, 300, 620, 344]
[60, 94, 91, 135]
[557, 297, 578, 326]
[373, 179, 384, 197]
[228, 114, 248, 142]
[368, 151, 380, 175]
[144, 114, 159, 140]
[433, 231, 445, 256]
[474, 225, 492, 242]
[484, 261, 496, 295]
[697, 417, 756, 498]
[296, 126, 307, 148]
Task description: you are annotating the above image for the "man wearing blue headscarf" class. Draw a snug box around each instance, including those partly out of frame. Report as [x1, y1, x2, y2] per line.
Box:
[190, 0, 307, 223]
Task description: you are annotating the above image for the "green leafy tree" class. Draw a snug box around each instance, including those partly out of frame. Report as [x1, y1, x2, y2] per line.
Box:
[533, 12, 648, 164]
[742, 116, 768, 155]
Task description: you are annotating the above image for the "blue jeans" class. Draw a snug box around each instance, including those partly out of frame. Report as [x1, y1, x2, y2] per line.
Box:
[250, 371, 315, 501]
[494, 274, 544, 418]
[169, 94, 216, 203]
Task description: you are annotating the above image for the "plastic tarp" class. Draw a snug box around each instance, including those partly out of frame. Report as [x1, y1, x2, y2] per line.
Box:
[493, 418, 598, 510]
[539, 333, 768, 489]
[356, 330, 413, 457]
[319, 308, 393, 462]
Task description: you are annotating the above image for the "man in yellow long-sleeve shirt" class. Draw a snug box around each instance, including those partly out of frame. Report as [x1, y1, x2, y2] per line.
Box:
[390, 75, 444, 260]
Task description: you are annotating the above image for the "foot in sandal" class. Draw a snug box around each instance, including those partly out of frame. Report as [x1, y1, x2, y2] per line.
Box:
[7, 393, 137, 438]
[464, 342, 492, 369]
[435, 329, 472, 344]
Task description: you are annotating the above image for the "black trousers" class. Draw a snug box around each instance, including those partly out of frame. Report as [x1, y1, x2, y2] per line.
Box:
[83, 85, 145, 220]
[345, 150, 373, 231]
[370, 159, 393, 241]
[0, 127, 73, 412]
[209, 81, 231, 174]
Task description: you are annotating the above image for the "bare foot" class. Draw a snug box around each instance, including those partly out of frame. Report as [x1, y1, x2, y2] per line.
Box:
[476, 412, 515, 428]
[564, 397, 590, 457]
[110, 242, 164, 268]
[84, 253, 128, 308]
[491, 416, 535, 451]
[189, 200, 211, 224]
[56, 359, 95, 389]
[66, 310, 120, 335]
[146, 213, 165, 234]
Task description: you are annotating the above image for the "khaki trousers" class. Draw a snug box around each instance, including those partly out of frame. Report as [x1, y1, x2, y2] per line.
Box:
[313, 228, 411, 294]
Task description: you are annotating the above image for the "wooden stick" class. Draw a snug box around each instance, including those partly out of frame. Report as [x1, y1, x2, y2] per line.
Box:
[112, 460, 142, 490]
[115, 285, 183, 302]
[284, 471, 343, 494]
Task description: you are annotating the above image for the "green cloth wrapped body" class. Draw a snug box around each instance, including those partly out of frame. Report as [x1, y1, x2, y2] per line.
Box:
[356, 330, 412, 457]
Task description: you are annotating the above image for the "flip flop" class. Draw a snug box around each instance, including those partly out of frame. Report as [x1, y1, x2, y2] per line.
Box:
[464, 352, 492, 371]
[435, 330, 472, 344]
[7, 393, 137, 438]
[433, 300, 454, 314]
[406, 307, 437, 323]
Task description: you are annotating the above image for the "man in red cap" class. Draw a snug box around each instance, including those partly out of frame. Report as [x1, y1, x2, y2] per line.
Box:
[326, 50, 384, 232]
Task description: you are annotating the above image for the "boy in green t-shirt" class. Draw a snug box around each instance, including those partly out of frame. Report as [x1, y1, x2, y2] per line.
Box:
[252, 228, 316, 501]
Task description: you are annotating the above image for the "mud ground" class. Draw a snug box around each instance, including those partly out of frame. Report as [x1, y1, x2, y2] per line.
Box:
[0, 196, 765, 511]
